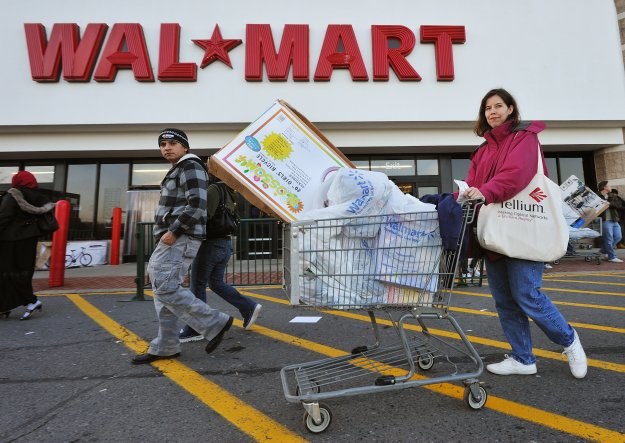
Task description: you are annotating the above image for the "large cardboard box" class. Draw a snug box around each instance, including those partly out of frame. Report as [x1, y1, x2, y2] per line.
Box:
[560, 175, 608, 228]
[209, 100, 354, 221]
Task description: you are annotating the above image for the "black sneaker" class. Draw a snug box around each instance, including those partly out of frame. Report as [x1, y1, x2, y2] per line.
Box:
[179, 326, 204, 343]
[243, 304, 262, 330]
[205, 316, 233, 354]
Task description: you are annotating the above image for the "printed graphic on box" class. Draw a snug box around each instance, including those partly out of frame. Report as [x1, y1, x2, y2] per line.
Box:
[560, 175, 609, 228]
[212, 101, 353, 221]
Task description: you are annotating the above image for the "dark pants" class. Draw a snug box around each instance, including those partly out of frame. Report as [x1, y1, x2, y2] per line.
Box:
[0, 237, 38, 311]
[190, 238, 256, 317]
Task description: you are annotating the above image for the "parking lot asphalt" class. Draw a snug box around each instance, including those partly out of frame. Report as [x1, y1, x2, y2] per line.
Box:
[1, 253, 624, 442]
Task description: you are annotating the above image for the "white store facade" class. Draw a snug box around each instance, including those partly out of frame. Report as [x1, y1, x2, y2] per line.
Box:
[2, 0, 625, 252]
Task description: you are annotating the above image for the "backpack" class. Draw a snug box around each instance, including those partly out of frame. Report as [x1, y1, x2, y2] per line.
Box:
[206, 183, 240, 237]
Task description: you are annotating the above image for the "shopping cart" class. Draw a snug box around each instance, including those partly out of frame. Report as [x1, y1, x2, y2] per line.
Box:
[553, 218, 602, 266]
[280, 201, 486, 433]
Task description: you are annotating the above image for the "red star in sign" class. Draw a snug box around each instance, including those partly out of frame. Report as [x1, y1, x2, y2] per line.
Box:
[193, 25, 242, 69]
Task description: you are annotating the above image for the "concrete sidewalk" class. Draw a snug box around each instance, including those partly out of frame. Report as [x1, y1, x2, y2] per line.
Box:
[31, 248, 625, 294]
[33, 262, 138, 294]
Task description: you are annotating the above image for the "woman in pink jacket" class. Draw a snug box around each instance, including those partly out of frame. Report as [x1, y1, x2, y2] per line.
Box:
[462, 88, 587, 378]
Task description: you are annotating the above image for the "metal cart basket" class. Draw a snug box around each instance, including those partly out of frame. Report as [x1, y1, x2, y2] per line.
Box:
[280, 201, 486, 433]
[553, 218, 603, 266]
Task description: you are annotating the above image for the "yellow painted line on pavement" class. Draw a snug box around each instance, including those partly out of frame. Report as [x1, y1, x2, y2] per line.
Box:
[551, 300, 625, 311]
[542, 287, 625, 297]
[449, 307, 625, 334]
[544, 272, 625, 279]
[453, 289, 625, 311]
[240, 291, 625, 374]
[457, 286, 625, 297]
[65, 293, 306, 443]
[240, 285, 283, 290]
[545, 278, 625, 287]
[250, 323, 625, 443]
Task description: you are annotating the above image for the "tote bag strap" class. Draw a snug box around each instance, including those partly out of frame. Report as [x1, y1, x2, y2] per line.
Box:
[535, 142, 545, 176]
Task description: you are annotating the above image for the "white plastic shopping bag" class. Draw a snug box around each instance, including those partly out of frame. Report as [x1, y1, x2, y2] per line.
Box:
[477, 145, 568, 262]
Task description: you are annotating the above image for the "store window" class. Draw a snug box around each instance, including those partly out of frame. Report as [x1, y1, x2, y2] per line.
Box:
[0, 166, 18, 186]
[132, 163, 170, 186]
[417, 159, 438, 176]
[417, 186, 439, 198]
[558, 157, 585, 184]
[24, 165, 55, 187]
[67, 164, 97, 238]
[97, 164, 129, 238]
[545, 158, 558, 183]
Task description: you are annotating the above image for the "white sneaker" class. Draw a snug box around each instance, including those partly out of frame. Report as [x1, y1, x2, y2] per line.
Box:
[544, 263, 553, 270]
[563, 330, 587, 379]
[608, 257, 623, 263]
[486, 355, 537, 375]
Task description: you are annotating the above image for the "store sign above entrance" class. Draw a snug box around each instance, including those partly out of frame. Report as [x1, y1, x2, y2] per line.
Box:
[24, 23, 466, 83]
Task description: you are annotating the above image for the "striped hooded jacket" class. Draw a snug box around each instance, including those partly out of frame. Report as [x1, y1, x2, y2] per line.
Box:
[153, 153, 208, 241]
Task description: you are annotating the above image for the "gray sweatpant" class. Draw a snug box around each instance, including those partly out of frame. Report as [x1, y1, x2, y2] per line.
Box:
[147, 235, 230, 356]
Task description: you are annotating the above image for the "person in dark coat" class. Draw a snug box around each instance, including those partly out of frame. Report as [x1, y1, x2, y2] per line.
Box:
[0, 171, 56, 319]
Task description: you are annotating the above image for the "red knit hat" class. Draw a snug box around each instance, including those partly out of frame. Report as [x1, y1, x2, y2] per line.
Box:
[12, 171, 38, 189]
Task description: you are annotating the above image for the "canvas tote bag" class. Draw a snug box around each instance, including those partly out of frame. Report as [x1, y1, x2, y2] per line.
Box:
[476, 144, 568, 262]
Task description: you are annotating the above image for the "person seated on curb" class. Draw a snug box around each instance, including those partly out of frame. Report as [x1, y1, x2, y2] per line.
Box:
[132, 129, 233, 365]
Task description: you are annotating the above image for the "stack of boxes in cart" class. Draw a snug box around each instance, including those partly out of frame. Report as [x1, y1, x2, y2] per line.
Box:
[210, 101, 443, 307]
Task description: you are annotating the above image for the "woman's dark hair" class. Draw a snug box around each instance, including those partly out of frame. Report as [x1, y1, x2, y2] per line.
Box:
[474, 88, 521, 137]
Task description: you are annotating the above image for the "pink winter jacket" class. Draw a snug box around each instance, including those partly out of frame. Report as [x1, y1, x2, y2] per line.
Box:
[466, 119, 547, 204]
[465, 120, 547, 260]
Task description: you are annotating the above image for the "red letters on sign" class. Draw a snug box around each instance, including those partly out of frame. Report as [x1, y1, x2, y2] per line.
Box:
[93, 23, 154, 82]
[314, 25, 368, 81]
[24, 23, 466, 83]
[24, 23, 108, 82]
[371, 25, 421, 81]
[158, 23, 196, 81]
[420, 25, 466, 81]
[245, 24, 309, 81]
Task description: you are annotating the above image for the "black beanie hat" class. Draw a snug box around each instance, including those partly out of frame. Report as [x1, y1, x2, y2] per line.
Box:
[158, 128, 190, 150]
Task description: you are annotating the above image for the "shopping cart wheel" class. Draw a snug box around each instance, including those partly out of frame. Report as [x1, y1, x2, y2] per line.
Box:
[463, 384, 487, 410]
[584, 257, 591, 262]
[417, 353, 435, 371]
[303, 404, 332, 433]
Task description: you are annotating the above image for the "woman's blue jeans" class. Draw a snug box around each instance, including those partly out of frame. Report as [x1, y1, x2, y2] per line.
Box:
[485, 256, 574, 365]
[190, 238, 256, 317]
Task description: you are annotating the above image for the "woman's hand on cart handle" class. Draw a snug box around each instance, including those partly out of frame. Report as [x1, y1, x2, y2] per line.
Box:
[463, 187, 484, 201]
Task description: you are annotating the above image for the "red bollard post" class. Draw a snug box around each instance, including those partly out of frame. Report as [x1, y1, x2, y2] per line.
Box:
[110, 207, 122, 265]
[49, 200, 70, 288]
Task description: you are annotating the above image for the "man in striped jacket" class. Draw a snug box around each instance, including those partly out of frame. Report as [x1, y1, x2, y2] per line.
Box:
[132, 128, 233, 365]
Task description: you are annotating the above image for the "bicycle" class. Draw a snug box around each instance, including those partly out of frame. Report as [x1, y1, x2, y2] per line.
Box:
[65, 247, 93, 268]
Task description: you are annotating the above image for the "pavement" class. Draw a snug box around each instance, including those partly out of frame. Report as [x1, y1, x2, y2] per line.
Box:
[5, 247, 625, 441]
[31, 247, 625, 294]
